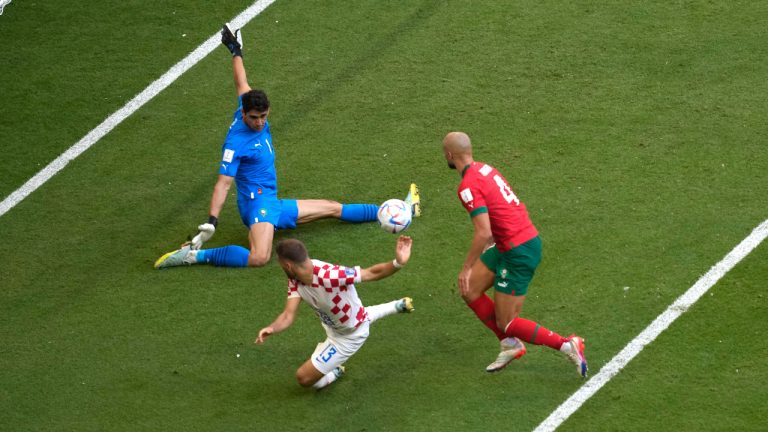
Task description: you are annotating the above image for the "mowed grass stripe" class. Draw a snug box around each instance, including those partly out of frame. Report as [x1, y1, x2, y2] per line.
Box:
[536, 218, 768, 432]
[0, 0, 277, 218]
[1, 1, 767, 431]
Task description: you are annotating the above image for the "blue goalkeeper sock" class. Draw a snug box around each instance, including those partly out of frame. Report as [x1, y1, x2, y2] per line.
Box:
[197, 246, 250, 267]
[340, 204, 378, 223]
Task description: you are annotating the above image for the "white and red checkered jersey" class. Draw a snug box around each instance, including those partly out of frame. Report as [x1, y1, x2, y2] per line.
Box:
[287, 259, 368, 335]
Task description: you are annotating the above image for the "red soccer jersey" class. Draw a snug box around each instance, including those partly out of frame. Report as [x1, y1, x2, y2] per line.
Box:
[457, 162, 538, 252]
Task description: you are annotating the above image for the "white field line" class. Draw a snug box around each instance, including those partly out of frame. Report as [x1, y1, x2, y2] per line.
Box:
[534, 218, 768, 432]
[0, 0, 277, 218]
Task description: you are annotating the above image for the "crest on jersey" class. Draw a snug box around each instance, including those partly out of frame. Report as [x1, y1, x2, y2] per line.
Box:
[259, 208, 267, 217]
[345, 268, 355, 277]
[460, 188, 474, 204]
[222, 149, 235, 163]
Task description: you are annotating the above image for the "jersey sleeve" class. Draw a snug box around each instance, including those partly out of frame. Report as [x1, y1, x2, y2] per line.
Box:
[286, 279, 300, 299]
[218, 143, 241, 177]
[316, 264, 362, 289]
[458, 181, 488, 218]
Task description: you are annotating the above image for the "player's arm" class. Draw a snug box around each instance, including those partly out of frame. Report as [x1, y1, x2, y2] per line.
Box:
[360, 236, 412, 282]
[189, 174, 233, 249]
[458, 213, 493, 295]
[255, 296, 301, 344]
[221, 24, 251, 97]
[232, 56, 252, 97]
[208, 174, 234, 219]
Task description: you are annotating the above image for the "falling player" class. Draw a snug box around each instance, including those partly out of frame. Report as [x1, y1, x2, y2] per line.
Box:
[442, 131, 588, 376]
[255, 236, 414, 389]
[154, 24, 420, 270]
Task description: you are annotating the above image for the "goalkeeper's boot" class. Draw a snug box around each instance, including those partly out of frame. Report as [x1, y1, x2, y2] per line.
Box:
[404, 183, 421, 217]
[486, 337, 527, 372]
[154, 245, 196, 269]
[563, 334, 588, 378]
[395, 297, 414, 313]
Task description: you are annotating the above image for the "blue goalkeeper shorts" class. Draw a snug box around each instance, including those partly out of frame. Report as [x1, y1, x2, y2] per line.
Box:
[237, 195, 298, 230]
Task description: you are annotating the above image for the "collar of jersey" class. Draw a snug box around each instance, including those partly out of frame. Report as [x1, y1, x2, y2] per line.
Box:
[461, 163, 474, 177]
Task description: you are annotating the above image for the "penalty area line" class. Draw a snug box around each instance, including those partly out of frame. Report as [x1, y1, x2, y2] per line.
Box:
[534, 218, 768, 432]
[0, 0, 278, 218]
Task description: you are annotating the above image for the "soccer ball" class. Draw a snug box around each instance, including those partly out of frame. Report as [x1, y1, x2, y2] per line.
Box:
[377, 199, 412, 233]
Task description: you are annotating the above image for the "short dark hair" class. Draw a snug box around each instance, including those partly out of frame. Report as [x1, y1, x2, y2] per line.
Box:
[242, 89, 270, 113]
[276, 239, 308, 263]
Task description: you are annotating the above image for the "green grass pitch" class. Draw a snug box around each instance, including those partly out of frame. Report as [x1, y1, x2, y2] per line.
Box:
[1, 1, 767, 430]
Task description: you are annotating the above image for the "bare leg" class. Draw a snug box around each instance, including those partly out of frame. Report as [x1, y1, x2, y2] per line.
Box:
[295, 199, 342, 224]
[461, 260, 496, 303]
[247, 222, 274, 267]
[295, 359, 326, 387]
[493, 292, 526, 330]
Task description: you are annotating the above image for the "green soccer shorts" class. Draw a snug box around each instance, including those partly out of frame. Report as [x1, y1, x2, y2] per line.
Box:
[480, 236, 542, 296]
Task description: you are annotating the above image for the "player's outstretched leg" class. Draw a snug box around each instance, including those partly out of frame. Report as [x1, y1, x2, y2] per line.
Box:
[486, 337, 527, 373]
[366, 297, 413, 323]
[339, 203, 378, 223]
[404, 183, 421, 217]
[154, 245, 196, 269]
[312, 366, 345, 390]
[295, 199, 378, 224]
[155, 245, 250, 269]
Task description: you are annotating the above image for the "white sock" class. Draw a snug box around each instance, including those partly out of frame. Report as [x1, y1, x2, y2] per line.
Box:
[366, 300, 400, 323]
[560, 341, 573, 354]
[501, 337, 520, 349]
[312, 370, 340, 389]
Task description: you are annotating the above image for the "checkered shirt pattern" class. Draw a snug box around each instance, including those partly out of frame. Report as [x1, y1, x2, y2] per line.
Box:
[287, 259, 368, 334]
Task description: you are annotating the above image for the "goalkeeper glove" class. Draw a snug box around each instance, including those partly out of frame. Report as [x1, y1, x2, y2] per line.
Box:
[191, 217, 218, 250]
[221, 23, 243, 57]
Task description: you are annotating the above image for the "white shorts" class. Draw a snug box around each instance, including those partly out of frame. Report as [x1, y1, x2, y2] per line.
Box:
[310, 321, 370, 375]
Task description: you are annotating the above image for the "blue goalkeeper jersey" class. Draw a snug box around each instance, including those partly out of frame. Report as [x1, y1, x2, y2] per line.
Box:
[218, 97, 277, 199]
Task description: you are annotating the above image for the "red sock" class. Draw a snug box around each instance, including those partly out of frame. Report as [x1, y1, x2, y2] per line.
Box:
[467, 294, 505, 340]
[504, 317, 566, 350]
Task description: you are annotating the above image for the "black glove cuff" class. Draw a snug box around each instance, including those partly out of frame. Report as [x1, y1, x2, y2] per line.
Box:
[208, 216, 219, 228]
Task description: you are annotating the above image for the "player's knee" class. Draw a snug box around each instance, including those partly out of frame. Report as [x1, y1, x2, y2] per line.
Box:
[460, 287, 485, 303]
[295, 372, 315, 388]
[461, 291, 478, 303]
[496, 314, 519, 332]
[248, 251, 271, 267]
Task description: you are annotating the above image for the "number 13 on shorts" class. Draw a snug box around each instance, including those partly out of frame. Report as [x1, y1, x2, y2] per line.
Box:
[316, 344, 338, 363]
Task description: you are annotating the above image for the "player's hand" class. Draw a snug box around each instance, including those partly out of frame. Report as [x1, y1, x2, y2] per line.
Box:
[395, 235, 412, 267]
[255, 327, 274, 344]
[190, 223, 216, 250]
[458, 267, 472, 296]
[221, 23, 243, 57]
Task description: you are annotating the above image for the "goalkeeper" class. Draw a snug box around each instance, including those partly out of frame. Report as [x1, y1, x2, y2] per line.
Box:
[155, 24, 420, 269]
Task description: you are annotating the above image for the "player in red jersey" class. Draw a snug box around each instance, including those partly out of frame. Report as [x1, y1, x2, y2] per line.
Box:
[442, 131, 588, 376]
